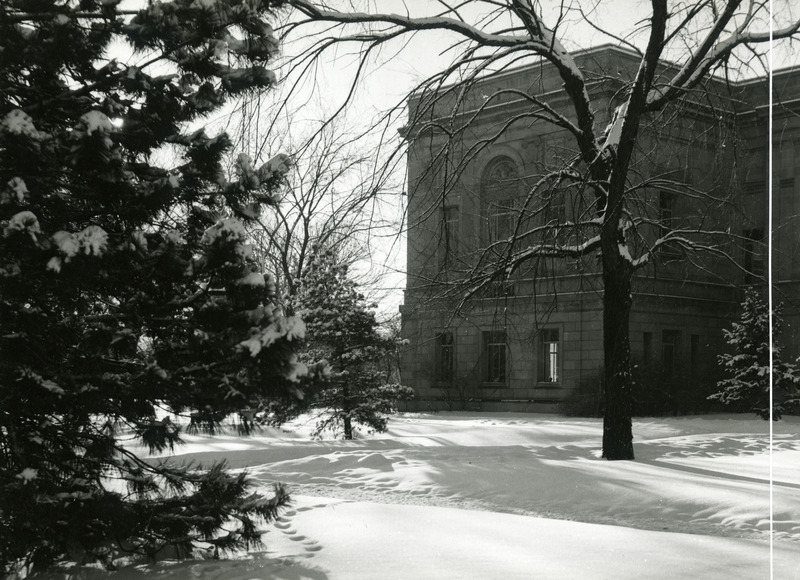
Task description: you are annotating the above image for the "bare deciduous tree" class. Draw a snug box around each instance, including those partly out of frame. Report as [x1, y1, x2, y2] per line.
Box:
[222, 90, 405, 307]
[278, 0, 799, 459]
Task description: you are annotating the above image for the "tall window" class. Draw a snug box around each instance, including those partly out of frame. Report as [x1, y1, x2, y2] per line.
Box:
[482, 158, 519, 244]
[659, 191, 675, 229]
[539, 329, 560, 383]
[435, 330, 455, 383]
[483, 330, 507, 384]
[440, 205, 460, 267]
[643, 332, 653, 367]
[661, 330, 681, 382]
[690, 334, 700, 379]
[545, 191, 567, 228]
[743, 228, 764, 284]
[488, 200, 515, 243]
[658, 191, 680, 258]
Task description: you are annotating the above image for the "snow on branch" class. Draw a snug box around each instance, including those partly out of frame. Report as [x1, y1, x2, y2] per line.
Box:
[647, 2, 800, 110]
[451, 232, 603, 310]
[600, 101, 628, 151]
[642, 227, 741, 271]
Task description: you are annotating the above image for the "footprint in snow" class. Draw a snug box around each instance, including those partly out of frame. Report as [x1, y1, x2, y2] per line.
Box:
[273, 506, 324, 556]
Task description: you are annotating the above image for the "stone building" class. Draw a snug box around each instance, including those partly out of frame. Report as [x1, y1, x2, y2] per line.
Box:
[399, 45, 800, 414]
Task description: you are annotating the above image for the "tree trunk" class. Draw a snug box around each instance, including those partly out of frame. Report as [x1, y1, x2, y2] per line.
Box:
[601, 258, 635, 460]
[595, 3, 665, 461]
[342, 383, 353, 440]
[343, 416, 353, 440]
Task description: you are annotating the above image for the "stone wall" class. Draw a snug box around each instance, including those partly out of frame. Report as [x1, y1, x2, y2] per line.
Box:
[399, 46, 800, 415]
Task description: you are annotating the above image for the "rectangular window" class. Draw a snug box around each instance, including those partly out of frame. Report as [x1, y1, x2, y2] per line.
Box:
[643, 332, 653, 366]
[742, 182, 761, 196]
[485, 276, 516, 298]
[743, 228, 764, 284]
[746, 149, 766, 184]
[690, 334, 700, 377]
[435, 330, 455, 383]
[543, 193, 567, 244]
[440, 205, 461, 265]
[483, 330, 507, 384]
[659, 191, 675, 230]
[546, 193, 567, 226]
[662, 330, 681, 382]
[658, 191, 680, 258]
[539, 329, 559, 383]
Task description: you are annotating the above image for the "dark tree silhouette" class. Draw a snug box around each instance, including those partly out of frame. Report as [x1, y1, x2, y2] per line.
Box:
[0, 0, 320, 574]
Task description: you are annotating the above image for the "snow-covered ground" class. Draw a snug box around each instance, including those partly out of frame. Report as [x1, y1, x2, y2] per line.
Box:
[88, 413, 799, 579]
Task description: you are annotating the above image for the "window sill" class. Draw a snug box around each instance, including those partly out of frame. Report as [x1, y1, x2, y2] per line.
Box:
[480, 382, 508, 388]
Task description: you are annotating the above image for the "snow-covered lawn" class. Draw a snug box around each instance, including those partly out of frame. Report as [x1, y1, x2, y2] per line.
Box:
[94, 413, 799, 579]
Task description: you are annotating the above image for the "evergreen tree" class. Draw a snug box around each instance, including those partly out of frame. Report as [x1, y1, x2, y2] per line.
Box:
[710, 289, 800, 420]
[0, 0, 314, 574]
[283, 247, 412, 439]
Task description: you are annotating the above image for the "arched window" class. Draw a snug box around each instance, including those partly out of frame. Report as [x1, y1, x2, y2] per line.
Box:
[481, 157, 520, 243]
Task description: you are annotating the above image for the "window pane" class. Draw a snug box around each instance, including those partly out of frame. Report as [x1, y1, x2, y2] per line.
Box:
[484, 331, 506, 383]
[743, 228, 764, 283]
[547, 342, 558, 382]
[658, 191, 680, 258]
[482, 158, 519, 245]
[444, 206, 459, 256]
[437, 331, 454, 383]
[659, 192, 674, 228]
[440, 206, 460, 270]
[540, 328, 559, 383]
[690, 334, 700, 375]
[488, 200, 514, 242]
[662, 330, 680, 381]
